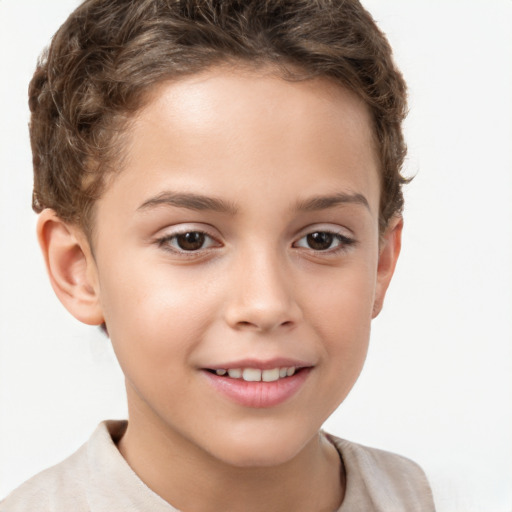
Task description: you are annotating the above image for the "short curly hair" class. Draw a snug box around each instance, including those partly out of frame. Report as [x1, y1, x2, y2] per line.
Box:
[29, 0, 408, 236]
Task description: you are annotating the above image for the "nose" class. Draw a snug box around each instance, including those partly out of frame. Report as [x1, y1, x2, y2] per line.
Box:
[223, 248, 302, 333]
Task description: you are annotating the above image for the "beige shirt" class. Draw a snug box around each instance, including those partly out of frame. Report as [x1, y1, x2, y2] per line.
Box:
[0, 420, 435, 511]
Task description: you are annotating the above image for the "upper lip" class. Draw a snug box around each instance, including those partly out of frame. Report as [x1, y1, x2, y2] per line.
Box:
[203, 358, 314, 370]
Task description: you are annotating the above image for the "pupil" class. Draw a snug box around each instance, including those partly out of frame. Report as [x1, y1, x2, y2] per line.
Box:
[307, 232, 333, 250]
[177, 232, 205, 251]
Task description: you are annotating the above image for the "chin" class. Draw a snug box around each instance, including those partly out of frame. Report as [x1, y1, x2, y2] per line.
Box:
[217, 446, 301, 468]
[206, 422, 316, 468]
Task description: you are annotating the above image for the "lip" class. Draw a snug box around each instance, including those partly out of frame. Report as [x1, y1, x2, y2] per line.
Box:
[203, 357, 312, 370]
[202, 361, 312, 408]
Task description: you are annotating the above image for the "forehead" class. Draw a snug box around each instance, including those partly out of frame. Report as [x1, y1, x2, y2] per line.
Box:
[97, 67, 380, 222]
[136, 66, 377, 164]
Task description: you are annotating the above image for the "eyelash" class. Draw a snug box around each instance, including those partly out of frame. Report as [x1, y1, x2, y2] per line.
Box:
[156, 229, 355, 255]
[156, 230, 220, 254]
[293, 231, 356, 254]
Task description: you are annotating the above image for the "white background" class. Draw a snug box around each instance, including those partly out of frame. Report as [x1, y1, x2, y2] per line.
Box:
[0, 1, 511, 510]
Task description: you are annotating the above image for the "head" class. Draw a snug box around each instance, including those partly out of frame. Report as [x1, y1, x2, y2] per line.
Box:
[32, 0, 407, 468]
[30, 0, 407, 238]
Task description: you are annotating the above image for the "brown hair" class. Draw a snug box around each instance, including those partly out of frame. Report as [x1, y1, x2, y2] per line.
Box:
[29, 0, 408, 235]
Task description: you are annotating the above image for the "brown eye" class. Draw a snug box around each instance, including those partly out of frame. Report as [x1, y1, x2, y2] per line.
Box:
[159, 231, 218, 253]
[306, 232, 334, 251]
[294, 230, 355, 252]
[175, 232, 206, 251]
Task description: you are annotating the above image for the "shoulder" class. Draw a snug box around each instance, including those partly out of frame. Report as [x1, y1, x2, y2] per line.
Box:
[325, 433, 436, 512]
[0, 420, 128, 512]
[1, 420, 178, 512]
[0, 442, 90, 512]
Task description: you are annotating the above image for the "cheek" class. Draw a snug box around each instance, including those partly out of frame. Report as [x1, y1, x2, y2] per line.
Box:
[97, 256, 219, 370]
[303, 265, 376, 398]
[307, 262, 376, 342]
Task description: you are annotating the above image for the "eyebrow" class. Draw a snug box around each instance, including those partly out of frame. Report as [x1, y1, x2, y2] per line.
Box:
[295, 192, 370, 212]
[138, 190, 369, 215]
[137, 191, 239, 214]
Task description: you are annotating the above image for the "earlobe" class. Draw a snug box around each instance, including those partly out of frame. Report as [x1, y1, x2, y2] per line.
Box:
[37, 209, 104, 325]
[372, 216, 403, 318]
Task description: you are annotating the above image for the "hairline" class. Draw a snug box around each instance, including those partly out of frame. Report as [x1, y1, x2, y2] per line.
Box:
[78, 60, 383, 241]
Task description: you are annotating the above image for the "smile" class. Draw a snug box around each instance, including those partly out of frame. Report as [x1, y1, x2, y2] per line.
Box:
[208, 367, 297, 382]
[202, 363, 312, 408]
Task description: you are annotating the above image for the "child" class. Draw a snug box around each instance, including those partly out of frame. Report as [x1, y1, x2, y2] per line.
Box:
[1, 0, 435, 510]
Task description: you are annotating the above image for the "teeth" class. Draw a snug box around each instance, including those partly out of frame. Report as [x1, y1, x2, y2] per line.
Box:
[262, 368, 280, 382]
[243, 368, 262, 382]
[215, 366, 299, 381]
[227, 368, 242, 378]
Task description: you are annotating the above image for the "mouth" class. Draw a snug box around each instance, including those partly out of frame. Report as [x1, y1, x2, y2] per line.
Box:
[205, 366, 301, 382]
[201, 361, 312, 408]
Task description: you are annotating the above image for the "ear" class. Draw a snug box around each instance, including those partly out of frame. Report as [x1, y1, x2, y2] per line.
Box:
[37, 209, 104, 325]
[372, 216, 403, 318]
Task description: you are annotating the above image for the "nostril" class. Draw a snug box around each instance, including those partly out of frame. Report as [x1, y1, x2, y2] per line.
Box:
[235, 319, 294, 330]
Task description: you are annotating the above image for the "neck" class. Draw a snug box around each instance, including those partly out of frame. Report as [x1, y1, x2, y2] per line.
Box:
[117, 401, 344, 512]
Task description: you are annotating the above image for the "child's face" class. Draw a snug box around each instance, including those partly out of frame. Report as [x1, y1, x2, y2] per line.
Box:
[85, 67, 399, 466]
